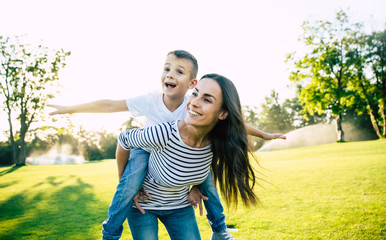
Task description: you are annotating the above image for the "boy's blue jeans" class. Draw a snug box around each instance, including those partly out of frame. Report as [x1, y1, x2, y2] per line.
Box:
[102, 148, 226, 240]
[127, 206, 201, 240]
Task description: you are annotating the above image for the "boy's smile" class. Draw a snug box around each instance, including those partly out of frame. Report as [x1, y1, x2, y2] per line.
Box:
[164, 80, 176, 90]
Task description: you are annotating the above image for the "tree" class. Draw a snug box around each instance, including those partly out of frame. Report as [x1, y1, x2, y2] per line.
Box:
[363, 30, 386, 138]
[347, 29, 386, 139]
[285, 84, 329, 128]
[286, 10, 363, 142]
[99, 132, 117, 159]
[120, 117, 142, 131]
[0, 35, 70, 165]
[243, 105, 263, 150]
[257, 90, 295, 134]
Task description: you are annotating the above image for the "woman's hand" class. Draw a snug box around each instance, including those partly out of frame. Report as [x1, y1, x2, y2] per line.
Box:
[134, 187, 152, 214]
[188, 186, 208, 216]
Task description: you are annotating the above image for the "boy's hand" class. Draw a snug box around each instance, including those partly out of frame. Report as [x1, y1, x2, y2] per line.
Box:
[265, 133, 286, 140]
[134, 187, 152, 214]
[188, 185, 208, 216]
[48, 104, 70, 115]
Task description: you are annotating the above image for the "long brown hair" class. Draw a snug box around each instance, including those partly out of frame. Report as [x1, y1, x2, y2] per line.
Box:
[202, 73, 259, 207]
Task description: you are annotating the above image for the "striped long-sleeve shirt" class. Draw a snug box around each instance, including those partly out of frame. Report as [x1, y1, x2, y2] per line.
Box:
[118, 120, 213, 210]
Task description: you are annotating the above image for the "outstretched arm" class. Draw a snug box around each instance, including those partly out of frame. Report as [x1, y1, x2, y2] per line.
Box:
[48, 99, 128, 115]
[245, 123, 286, 140]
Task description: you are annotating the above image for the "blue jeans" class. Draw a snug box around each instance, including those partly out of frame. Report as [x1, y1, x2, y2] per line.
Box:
[102, 148, 149, 240]
[102, 148, 226, 239]
[200, 172, 227, 233]
[127, 206, 201, 240]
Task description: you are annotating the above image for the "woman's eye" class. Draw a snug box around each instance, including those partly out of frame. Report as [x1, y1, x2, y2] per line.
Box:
[204, 98, 212, 103]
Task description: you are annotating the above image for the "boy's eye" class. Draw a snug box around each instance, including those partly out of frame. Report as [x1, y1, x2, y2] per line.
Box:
[192, 92, 198, 97]
[177, 70, 184, 74]
[164, 68, 170, 72]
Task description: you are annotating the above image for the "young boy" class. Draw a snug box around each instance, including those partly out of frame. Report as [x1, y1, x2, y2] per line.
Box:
[49, 50, 285, 240]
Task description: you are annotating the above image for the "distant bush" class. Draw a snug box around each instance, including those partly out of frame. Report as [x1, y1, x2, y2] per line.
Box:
[0, 142, 12, 165]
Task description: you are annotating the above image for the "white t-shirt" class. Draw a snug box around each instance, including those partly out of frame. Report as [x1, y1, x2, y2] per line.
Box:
[126, 91, 188, 128]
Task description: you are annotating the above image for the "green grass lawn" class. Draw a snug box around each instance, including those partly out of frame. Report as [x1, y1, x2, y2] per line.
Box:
[0, 140, 385, 239]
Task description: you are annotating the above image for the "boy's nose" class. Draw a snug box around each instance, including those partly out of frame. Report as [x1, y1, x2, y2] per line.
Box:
[167, 71, 174, 79]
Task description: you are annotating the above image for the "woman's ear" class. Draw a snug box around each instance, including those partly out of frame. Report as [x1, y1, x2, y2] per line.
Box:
[219, 111, 228, 120]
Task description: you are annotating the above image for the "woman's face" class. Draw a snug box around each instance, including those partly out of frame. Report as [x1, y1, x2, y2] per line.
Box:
[186, 78, 228, 129]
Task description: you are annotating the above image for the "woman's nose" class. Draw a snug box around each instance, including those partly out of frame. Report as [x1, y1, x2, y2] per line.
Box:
[190, 96, 200, 107]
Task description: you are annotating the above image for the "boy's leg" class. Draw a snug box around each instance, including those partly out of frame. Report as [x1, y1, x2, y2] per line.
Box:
[160, 206, 201, 240]
[199, 172, 227, 233]
[102, 148, 150, 240]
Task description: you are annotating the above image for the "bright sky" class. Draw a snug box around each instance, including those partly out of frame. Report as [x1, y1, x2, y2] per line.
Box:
[1, 0, 385, 134]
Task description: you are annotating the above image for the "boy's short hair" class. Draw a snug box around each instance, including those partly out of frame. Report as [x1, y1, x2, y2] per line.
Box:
[168, 50, 198, 79]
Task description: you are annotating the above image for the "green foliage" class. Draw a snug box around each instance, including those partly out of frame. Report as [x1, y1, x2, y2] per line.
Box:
[243, 90, 328, 150]
[287, 10, 386, 140]
[288, 10, 357, 117]
[0, 140, 384, 239]
[0, 35, 70, 165]
[0, 125, 118, 164]
[120, 118, 142, 131]
[82, 143, 104, 161]
[0, 141, 12, 165]
[99, 133, 118, 159]
[258, 90, 295, 133]
[282, 94, 328, 127]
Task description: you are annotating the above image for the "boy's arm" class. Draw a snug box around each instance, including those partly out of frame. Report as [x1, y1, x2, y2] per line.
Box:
[48, 99, 128, 115]
[245, 123, 286, 140]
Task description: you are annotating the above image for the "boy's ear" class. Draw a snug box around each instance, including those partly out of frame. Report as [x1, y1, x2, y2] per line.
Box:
[219, 111, 228, 120]
[189, 79, 198, 89]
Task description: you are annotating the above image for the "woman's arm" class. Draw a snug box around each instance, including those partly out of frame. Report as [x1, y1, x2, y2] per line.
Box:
[118, 122, 171, 151]
[116, 144, 131, 180]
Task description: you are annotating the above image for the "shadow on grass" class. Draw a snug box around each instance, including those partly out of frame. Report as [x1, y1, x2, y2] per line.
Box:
[0, 180, 20, 188]
[0, 175, 106, 240]
[0, 165, 22, 177]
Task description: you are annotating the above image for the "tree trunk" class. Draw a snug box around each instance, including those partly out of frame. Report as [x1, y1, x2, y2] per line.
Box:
[367, 105, 383, 139]
[7, 109, 18, 164]
[16, 118, 28, 166]
[16, 138, 26, 166]
[380, 99, 386, 138]
[336, 113, 345, 142]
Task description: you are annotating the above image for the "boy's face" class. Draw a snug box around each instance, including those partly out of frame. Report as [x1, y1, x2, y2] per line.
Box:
[161, 54, 197, 99]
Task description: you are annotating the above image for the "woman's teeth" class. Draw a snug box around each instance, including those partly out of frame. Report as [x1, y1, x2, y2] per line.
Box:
[189, 110, 200, 116]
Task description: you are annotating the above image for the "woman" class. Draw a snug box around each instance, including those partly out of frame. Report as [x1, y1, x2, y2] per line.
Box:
[117, 73, 258, 239]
